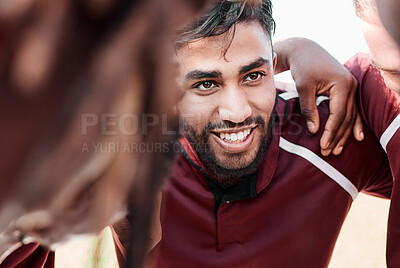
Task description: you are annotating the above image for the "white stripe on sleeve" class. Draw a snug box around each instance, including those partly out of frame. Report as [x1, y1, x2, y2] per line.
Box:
[316, 96, 329, 106]
[279, 91, 329, 106]
[279, 91, 299, 100]
[279, 137, 359, 200]
[380, 114, 400, 152]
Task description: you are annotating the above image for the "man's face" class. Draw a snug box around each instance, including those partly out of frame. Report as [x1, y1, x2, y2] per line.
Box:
[359, 6, 400, 94]
[176, 22, 277, 182]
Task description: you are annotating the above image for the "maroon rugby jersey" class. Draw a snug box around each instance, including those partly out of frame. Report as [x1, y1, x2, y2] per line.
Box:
[345, 53, 400, 268]
[150, 88, 392, 268]
[2, 54, 396, 268]
[0, 243, 53, 268]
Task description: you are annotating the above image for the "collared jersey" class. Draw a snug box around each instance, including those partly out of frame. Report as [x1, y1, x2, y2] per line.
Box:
[2, 54, 396, 268]
[0, 243, 53, 268]
[151, 87, 392, 268]
[345, 53, 400, 267]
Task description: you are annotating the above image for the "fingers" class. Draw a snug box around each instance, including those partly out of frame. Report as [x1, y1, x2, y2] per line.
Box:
[320, 113, 346, 155]
[298, 87, 320, 134]
[331, 103, 364, 155]
[321, 114, 355, 156]
[320, 112, 353, 156]
[320, 72, 359, 156]
[352, 111, 364, 141]
[320, 88, 356, 156]
[331, 116, 354, 156]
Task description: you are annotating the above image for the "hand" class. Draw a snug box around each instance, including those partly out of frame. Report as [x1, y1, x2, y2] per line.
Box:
[274, 38, 364, 156]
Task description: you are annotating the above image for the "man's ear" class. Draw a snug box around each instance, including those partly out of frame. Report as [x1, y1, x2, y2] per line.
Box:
[272, 52, 277, 73]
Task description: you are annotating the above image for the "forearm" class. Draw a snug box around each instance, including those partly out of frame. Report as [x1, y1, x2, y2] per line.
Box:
[273, 38, 292, 74]
[273, 37, 343, 75]
[273, 37, 362, 155]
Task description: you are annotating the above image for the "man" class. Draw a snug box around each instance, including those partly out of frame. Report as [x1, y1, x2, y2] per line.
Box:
[0, 0, 211, 267]
[147, 1, 393, 267]
[275, 0, 400, 265]
[275, 37, 400, 267]
[0, 0, 367, 267]
[353, 0, 400, 266]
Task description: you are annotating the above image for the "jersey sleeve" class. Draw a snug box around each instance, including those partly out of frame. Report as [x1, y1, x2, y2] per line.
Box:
[361, 153, 393, 199]
[345, 53, 400, 182]
[0, 243, 54, 268]
[346, 54, 400, 268]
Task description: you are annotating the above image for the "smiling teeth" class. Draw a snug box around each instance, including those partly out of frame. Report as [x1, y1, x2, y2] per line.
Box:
[219, 129, 251, 142]
[231, 133, 237, 141]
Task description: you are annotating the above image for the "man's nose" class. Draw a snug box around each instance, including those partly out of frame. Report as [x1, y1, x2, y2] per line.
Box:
[218, 86, 252, 123]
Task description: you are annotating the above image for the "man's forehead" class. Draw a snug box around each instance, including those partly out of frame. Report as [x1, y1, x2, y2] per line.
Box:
[176, 22, 273, 73]
[177, 21, 272, 57]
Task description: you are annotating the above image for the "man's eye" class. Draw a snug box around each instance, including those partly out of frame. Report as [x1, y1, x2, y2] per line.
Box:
[244, 72, 264, 82]
[195, 81, 217, 90]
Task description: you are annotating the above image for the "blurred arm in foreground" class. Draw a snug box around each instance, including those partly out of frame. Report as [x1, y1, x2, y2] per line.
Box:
[0, 0, 210, 267]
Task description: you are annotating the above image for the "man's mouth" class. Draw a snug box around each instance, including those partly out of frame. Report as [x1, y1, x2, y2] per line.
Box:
[216, 128, 252, 143]
[210, 126, 257, 153]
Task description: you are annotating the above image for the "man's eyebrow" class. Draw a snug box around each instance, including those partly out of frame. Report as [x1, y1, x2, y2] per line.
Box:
[184, 70, 222, 80]
[239, 57, 271, 75]
[371, 59, 400, 74]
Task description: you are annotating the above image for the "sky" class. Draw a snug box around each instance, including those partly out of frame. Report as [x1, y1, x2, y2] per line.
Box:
[272, 0, 370, 81]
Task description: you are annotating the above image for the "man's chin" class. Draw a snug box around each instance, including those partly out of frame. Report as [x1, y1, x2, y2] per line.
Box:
[200, 138, 267, 184]
[207, 157, 259, 184]
[214, 152, 257, 171]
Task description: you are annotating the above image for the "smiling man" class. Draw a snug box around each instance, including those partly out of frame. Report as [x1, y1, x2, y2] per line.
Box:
[177, 20, 277, 184]
[148, 1, 393, 267]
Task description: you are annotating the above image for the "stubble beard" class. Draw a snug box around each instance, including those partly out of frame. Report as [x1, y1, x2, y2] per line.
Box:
[183, 111, 276, 185]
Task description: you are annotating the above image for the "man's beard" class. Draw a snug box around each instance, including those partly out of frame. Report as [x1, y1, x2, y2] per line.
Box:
[184, 111, 276, 185]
